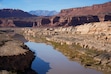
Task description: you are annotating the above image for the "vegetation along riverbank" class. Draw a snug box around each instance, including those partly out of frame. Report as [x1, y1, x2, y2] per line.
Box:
[22, 21, 111, 72]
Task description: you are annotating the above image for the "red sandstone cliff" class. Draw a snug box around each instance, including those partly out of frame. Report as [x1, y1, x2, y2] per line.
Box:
[0, 2, 111, 27]
[49, 2, 111, 26]
[59, 2, 111, 17]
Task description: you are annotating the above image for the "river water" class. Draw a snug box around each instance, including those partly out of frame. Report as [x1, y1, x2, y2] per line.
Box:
[25, 42, 103, 74]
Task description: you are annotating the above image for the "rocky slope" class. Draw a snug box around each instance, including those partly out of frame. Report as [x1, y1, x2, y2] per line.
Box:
[0, 29, 36, 74]
[22, 21, 111, 52]
[0, 9, 36, 18]
[22, 21, 111, 72]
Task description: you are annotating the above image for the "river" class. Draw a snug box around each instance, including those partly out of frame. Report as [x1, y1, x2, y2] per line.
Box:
[25, 42, 103, 74]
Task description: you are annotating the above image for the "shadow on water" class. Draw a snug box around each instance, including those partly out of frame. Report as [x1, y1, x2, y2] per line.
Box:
[25, 42, 105, 74]
[13, 34, 51, 74]
[32, 57, 51, 74]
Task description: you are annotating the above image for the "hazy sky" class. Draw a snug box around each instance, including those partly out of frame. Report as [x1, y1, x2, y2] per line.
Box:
[0, 0, 110, 12]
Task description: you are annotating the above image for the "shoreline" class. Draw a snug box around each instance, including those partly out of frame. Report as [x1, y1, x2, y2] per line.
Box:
[0, 29, 37, 74]
[0, 21, 111, 73]
[21, 22, 111, 72]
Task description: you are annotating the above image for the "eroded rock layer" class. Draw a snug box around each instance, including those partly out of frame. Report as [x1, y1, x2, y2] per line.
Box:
[59, 2, 111, 17]
[0, 29, 36, 74]
[21, 21, 111, 72]
[0, 2, 111, 27]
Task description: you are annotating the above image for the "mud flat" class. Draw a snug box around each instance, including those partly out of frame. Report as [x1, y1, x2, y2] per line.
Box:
[0, 29, 36, 74]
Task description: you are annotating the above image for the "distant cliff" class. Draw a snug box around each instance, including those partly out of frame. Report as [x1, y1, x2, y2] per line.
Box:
[0, 2, 111, 27]
[51, 1, 111, 26]
[27, 1, 111, 27]
[0, 9, 36, 18]
[59, 2, 111, 17]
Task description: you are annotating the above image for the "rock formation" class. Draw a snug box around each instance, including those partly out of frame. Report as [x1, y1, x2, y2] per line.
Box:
[14, 20, 33, 27]
[59, 2, 111, 17]
[0, 9, 36, 18]
[0, 29, 36, 74]
[50, 1, 111, 26]
[22, 21, 111, 72]
[0, 2, 111, 27]
[0, 19, 15, 27]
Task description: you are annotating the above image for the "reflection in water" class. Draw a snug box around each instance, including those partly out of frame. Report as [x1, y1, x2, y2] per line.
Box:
[0, 50, 36, 74]
[26, 42, 103, 74]
[32, 57, 51, 74]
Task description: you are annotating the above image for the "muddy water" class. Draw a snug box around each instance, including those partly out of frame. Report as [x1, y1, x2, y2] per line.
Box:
[25, 42, 103, 74]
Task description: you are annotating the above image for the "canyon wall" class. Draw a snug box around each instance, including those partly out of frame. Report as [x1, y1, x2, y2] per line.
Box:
[45, 1, 111, 27]
[0, 2, 111, 27]
[22, 21, 111, 52]
[59, 2, 111, 17]
[0, 15, 110, 27]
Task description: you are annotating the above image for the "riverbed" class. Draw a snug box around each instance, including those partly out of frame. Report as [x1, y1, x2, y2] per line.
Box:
[25, 42, 103, 74]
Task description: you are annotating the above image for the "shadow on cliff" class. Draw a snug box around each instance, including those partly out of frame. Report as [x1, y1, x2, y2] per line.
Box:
[32, 57, 51, 74]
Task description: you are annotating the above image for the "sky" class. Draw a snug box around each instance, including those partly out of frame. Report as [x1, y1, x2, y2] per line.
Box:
[0, 0, 110, 12]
